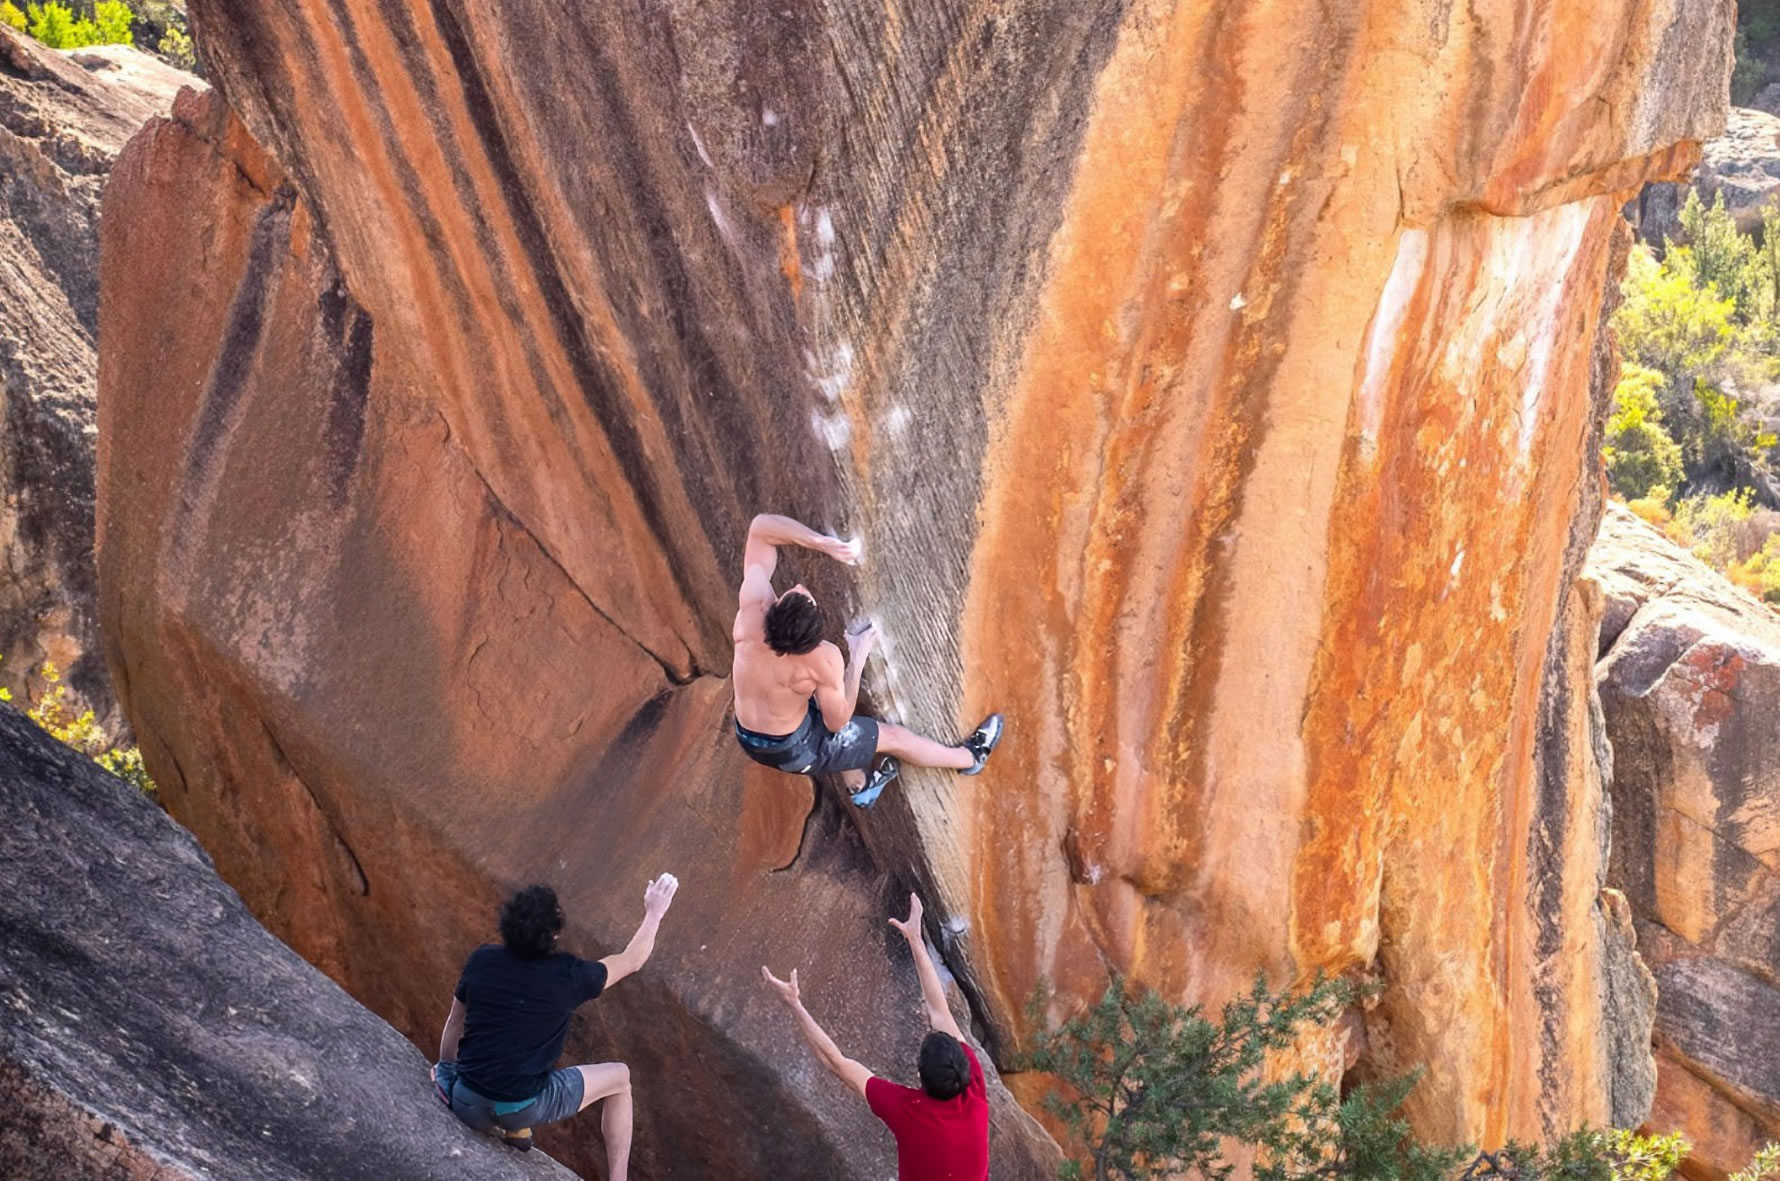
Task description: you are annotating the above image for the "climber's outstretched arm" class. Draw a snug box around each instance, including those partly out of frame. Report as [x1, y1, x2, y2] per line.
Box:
[438, 996, 465, 1062]
[741, 515, 860, 598]
[761, 966, 873, 1100]
[888, 893, 964, 1041]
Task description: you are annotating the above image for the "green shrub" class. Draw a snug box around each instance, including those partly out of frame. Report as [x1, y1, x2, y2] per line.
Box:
[1734, 30, 1765, 106]
[10, 660, 156, 795]
[1669, 489, 1758, 569]
[1676, 191, 1764, 316]
[1731, 1144, 1780, 1181]
[1730, 533, 1780, 604]
[1026, 970, 1774, 1180]
[25, 1, 100, 47]
[0, 1, 26, 31]
[1026, 973, 1468, 1181]
[156, 21, 191, 69]
[93, 0, 132, 44]
[1614, 245, 1733, 390]
[1604, 365, 1685, 500]
[18, 1, 129, 47]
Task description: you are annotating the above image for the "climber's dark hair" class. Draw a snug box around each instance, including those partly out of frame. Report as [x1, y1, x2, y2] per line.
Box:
[764, 590, 824, 655]
[917, 1031, 970, 1100]
[499, 885, 564, 961]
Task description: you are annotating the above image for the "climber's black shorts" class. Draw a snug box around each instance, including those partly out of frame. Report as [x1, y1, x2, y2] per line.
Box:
[735, 699, 879, 776]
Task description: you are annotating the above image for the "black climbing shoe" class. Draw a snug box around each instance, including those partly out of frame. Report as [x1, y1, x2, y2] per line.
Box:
[958, 713, 1003, 776]
[495, 1127, 533, 1152]
[850, 756, 900, 808]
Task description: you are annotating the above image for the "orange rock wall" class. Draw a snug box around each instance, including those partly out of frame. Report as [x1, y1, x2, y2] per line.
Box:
[99, 0, 1731, 1173]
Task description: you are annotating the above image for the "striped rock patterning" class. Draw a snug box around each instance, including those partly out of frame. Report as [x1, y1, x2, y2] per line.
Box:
[99, 0, 1732, 1175]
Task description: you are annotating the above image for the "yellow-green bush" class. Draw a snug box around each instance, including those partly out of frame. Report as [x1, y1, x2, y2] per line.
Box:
[1, 2, 27, 31]
[1732, 1144, 1780, 1181]
[22, 0, 133, 49]
[156, 21, 190, 69]
[1604, 364, 1685, 500]
[1731, 533, 1780, 604]
[1668, 489, 1758, 570]
[11, 661, 156, 795]
[1616, 243, 1734, 383]
[93, 0, 131, 43]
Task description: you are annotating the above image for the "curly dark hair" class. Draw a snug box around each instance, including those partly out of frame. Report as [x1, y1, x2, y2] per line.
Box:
[917, 1031, 970, 1100]
[499, 885, 564, 961]
[763, 590, 824, 655]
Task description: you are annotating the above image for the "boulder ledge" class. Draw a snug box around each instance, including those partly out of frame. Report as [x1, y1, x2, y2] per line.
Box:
[0, 704, 571, 1180]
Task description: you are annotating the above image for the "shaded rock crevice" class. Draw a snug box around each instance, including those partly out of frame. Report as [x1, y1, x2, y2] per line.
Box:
[0, 29, 194, 723]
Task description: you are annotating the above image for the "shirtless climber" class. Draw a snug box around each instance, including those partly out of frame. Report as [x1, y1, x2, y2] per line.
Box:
[762, 892, 990, 1179]
[731, 512, 1002, 806]
[433, 876, 678, 1175]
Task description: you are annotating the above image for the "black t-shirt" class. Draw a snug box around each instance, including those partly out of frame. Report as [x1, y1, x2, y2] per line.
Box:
[453, 944, 608, 1102]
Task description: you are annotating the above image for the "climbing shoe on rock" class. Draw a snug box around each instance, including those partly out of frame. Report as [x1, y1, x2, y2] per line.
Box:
[493, 1127, 533, 1152]
[850, 756, 900, 808]
[959, 713, 1003, 776]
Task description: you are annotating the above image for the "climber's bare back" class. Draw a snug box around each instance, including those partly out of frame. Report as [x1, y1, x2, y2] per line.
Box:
[732, 597, 844, 735]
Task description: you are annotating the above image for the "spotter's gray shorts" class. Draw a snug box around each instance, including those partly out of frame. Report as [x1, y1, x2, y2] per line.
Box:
[434, 1061, 584, 1132]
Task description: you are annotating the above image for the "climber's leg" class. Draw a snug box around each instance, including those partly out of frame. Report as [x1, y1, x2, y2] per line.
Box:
[573, 1063, 634, 1181]
[874, 722, 974, 770]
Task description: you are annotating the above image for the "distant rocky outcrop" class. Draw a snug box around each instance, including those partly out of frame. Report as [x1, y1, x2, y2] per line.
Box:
[1631, 106, 1780, 241]
[0, 28, 191, 724]
[0, 703, 573, 1180]
[1592, 504, 1780, 1179]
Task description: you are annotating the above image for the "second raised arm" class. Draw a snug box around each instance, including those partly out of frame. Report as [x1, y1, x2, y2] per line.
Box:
[888, 893, 964, 1041]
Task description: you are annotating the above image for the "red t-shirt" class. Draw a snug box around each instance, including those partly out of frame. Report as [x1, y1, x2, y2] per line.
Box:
[864, 1045, 990, 1180]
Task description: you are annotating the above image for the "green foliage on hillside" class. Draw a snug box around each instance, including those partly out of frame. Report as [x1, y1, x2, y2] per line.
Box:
[1, 2, 27, 31]
[20, 0, 133, 49]
[1604, 365, 1685, 500]
[1611, 190, 1780, 603]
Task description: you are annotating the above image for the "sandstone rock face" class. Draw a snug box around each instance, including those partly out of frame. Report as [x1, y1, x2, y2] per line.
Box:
[0, 29, 191, 722]
[0, 703, 574, 1180]
[99, 0, 1729, 1173]
[1593, 504, 1780, 1179]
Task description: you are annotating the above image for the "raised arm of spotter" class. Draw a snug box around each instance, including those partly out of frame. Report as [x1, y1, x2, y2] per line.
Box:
[888, 892, 963, 1041]
[760, 966, 874, 1100]
[599, 873, 679, 987]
